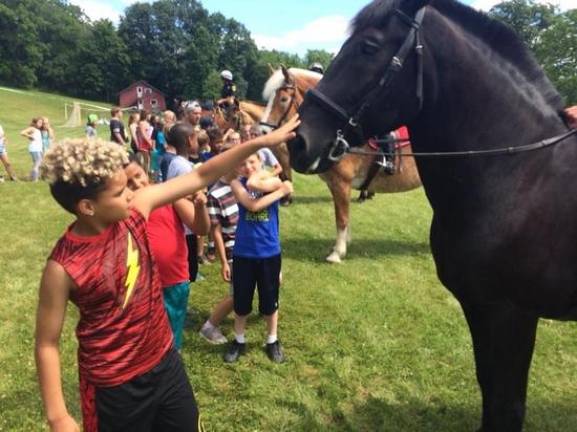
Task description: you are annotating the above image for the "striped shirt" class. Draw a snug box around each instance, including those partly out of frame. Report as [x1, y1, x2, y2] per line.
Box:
[207, 180, 239, 260]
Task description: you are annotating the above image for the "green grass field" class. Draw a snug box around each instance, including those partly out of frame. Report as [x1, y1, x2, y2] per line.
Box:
[1, 88, 577, 431]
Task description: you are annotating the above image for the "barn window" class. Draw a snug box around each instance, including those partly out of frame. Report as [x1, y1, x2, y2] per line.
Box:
[151, 99, 158, 107]
[136, 86, 143, 96]
[145, 88, 152, 94]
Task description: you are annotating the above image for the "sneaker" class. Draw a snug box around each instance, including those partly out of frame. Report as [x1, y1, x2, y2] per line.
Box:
[265, 340, 285, 363]
[224, 340, 246, 363]
[199, 326, 227, 345]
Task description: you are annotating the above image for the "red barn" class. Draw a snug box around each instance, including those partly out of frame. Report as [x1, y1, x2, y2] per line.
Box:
[118, 80, 166, 112]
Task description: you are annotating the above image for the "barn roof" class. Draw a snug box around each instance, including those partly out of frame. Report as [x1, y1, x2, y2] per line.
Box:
[118, 80, 166, 96]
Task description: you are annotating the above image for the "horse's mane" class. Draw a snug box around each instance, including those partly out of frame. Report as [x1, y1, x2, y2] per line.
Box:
[352, 0, 565, 111]
[262, 68, 322, 101]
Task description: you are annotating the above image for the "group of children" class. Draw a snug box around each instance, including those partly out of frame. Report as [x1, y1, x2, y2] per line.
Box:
[35, 97, 300, 430]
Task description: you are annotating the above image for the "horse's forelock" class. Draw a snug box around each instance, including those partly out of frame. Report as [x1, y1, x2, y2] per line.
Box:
[352, 0, 399, 34]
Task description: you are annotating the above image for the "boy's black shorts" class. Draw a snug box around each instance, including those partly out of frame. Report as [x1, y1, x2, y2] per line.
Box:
[232, 254, 281, 316]
[95, 349, 204, 432]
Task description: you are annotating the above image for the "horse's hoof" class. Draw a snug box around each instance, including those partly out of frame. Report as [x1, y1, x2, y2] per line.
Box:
[326, 251, 342, 263]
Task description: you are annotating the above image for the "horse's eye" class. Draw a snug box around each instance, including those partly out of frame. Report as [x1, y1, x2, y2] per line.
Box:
[280, 96, 289, 104]
[361, 40, 380, 55]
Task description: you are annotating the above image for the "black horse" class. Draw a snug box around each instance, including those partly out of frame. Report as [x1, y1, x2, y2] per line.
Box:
[289, 0, 577, 430]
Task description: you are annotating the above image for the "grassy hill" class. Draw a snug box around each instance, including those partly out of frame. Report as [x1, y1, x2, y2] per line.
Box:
[0, 87, 110, 176]
[1, 87, 577, 431]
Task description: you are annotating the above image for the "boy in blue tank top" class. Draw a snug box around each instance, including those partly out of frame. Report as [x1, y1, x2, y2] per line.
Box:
[224, 152, 293, 363]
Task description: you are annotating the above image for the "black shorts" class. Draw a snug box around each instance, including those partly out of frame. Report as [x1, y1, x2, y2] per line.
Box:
[232, 254, 281, 316]
[95, 349, 204, 432]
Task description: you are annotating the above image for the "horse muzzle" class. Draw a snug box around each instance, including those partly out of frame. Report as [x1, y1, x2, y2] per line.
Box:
[288, 130, 335, 174]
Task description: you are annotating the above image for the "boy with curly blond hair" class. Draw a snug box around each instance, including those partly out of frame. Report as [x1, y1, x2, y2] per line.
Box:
[35, 115, 299, 432]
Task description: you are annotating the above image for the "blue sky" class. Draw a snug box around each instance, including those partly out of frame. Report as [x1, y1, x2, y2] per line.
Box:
[70, 0, 570, 55]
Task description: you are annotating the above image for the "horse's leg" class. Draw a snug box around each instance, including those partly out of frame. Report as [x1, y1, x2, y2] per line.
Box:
[461, 301, 538, 432]
[324, 171, 351, 263]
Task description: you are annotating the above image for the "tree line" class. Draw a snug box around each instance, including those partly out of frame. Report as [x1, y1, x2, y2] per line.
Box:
[0, 0, 332, 103]
[0, 0, 574, 105]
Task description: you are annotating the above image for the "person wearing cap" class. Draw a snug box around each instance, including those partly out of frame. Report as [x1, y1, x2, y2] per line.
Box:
[217, 70, 236, 109]
[309, 62, 324, 75]
[85, 114, 98, 138]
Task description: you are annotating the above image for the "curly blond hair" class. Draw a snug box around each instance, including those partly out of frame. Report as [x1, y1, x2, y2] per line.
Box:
[41, 138, 128, 186]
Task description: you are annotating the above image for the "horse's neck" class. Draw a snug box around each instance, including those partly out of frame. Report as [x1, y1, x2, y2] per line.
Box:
[419, 12, 565, 151]
[240, 102, 264, 122]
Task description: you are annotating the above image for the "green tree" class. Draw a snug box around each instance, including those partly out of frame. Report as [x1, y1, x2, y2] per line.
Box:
[534, 10, 577, 105]
[73, 19, 131, 101]
[202, 70, 223, 101]
[489, 0, 577, 104]
[0, 2, 42, 87]
[303, 49, 334, 71]
[489, 0, 558, 49]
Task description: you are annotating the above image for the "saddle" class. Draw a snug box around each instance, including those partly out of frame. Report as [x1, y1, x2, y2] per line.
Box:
[359, 126, 410, 199]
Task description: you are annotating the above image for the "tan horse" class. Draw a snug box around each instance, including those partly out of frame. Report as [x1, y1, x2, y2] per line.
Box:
[261, 67, 422, 263]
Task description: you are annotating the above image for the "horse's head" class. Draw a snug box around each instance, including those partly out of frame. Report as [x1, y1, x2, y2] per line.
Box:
[290, 0, 430, 173]
[261, 66, 321, 135]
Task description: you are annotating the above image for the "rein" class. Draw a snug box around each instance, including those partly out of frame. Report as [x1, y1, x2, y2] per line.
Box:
[347, 129, 577, 158]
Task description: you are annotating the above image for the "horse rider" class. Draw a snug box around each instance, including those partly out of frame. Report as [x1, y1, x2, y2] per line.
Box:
[217, 70, 237, 112]
[309, 62, 324, 75]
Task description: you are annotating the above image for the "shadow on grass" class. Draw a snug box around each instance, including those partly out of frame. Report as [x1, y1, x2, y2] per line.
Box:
[289, 195, 334, 205]
[276, 396, 577, 431]
[282, 237, 430, 262]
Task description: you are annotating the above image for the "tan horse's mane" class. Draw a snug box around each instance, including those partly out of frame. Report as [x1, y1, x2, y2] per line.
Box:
[239, 100, 266, 124]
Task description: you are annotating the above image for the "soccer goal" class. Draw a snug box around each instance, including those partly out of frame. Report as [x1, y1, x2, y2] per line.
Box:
[63, 102, 111, 127]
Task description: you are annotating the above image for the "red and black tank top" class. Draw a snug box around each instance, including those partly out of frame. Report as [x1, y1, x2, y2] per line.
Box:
[50, 210, 174, 431]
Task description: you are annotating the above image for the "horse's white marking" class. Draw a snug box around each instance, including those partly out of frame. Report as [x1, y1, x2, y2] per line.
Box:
[326, 250, 342, 263]
[262, 68, 321, 101]
[307, 157, 321, 173]
[326, 226, 349, 263]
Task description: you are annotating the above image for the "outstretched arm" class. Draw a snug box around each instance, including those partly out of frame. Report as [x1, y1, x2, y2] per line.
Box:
[131, 115, 300, 218]
[35, 260, 80, 432]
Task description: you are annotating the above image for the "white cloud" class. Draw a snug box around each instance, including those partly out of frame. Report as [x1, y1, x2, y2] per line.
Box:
[472, 0, 574, 11]
[252, 15, 351, 55]
[69, 0, 123, 23]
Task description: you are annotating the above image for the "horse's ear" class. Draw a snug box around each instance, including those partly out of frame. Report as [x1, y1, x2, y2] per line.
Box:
[400, 0, 430, 16]
[281, 64, 294, 85]
[267, 63, 276, 76]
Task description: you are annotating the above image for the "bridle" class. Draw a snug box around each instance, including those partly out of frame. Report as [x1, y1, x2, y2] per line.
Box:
[304, 7, 427, 162]
[260, 83, 301, 131]
[300, 5, 577, 161]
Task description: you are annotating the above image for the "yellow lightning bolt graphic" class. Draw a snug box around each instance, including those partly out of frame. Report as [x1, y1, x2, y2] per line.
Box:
[123, 233, 140, 309]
